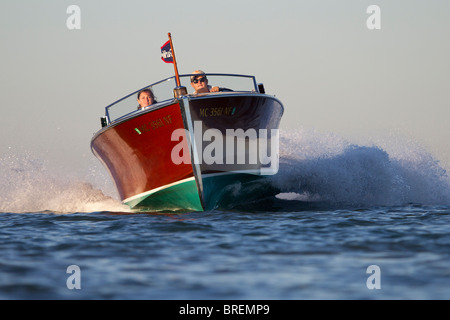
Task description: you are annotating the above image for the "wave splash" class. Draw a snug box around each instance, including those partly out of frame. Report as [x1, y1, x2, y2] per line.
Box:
[271, 128, 450, 206]
[0, 151, 129, 214]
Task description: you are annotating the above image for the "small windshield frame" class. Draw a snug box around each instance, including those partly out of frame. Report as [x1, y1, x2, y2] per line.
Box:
[104, 73, 260, 123]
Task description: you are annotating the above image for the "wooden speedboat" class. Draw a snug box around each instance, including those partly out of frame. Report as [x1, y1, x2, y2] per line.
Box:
[91, 73, 284, 211]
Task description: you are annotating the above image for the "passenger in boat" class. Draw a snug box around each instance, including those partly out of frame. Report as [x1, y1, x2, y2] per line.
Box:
[190, 70, 220, 94]
[137, 88, 157, 110]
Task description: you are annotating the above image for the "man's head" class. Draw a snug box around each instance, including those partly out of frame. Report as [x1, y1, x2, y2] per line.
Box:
[190, 70, 209, 93]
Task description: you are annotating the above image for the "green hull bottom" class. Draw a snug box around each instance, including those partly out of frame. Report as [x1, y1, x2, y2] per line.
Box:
[124, 179, 203, 212]
[202, 173, 271, 210]
[125, 173, 277, 213]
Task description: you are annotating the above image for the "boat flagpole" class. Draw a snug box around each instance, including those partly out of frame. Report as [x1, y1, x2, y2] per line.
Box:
[168, 32, 181, 87]
[161, 33, 186, 97]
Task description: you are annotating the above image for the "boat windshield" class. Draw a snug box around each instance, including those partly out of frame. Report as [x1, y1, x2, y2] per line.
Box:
[104, 73, 260, 123]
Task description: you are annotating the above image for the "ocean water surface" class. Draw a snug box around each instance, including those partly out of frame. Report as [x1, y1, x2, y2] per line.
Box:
[1, 129, 450, 300]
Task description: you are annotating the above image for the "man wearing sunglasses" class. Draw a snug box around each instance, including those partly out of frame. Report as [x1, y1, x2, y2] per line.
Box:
[190, 70, 220, 94]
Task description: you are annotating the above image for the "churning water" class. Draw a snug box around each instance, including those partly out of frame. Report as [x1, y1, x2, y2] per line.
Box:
[1, 128, 449, 300]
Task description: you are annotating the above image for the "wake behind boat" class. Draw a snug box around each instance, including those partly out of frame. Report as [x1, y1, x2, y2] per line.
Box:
[90, 35, 284, 212]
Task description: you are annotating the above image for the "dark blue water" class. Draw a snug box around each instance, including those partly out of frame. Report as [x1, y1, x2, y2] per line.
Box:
[1, 205, 450, 300]
[1, 130, 450, 300]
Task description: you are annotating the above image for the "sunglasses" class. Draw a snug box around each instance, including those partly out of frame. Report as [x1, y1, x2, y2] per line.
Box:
[192, 77, 207, 84]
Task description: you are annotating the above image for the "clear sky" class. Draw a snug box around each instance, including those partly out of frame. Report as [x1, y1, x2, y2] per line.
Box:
[1, 0, 449, 179]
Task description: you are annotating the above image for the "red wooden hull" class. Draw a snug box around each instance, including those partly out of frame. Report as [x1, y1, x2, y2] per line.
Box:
[91, 102, 195, 204]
